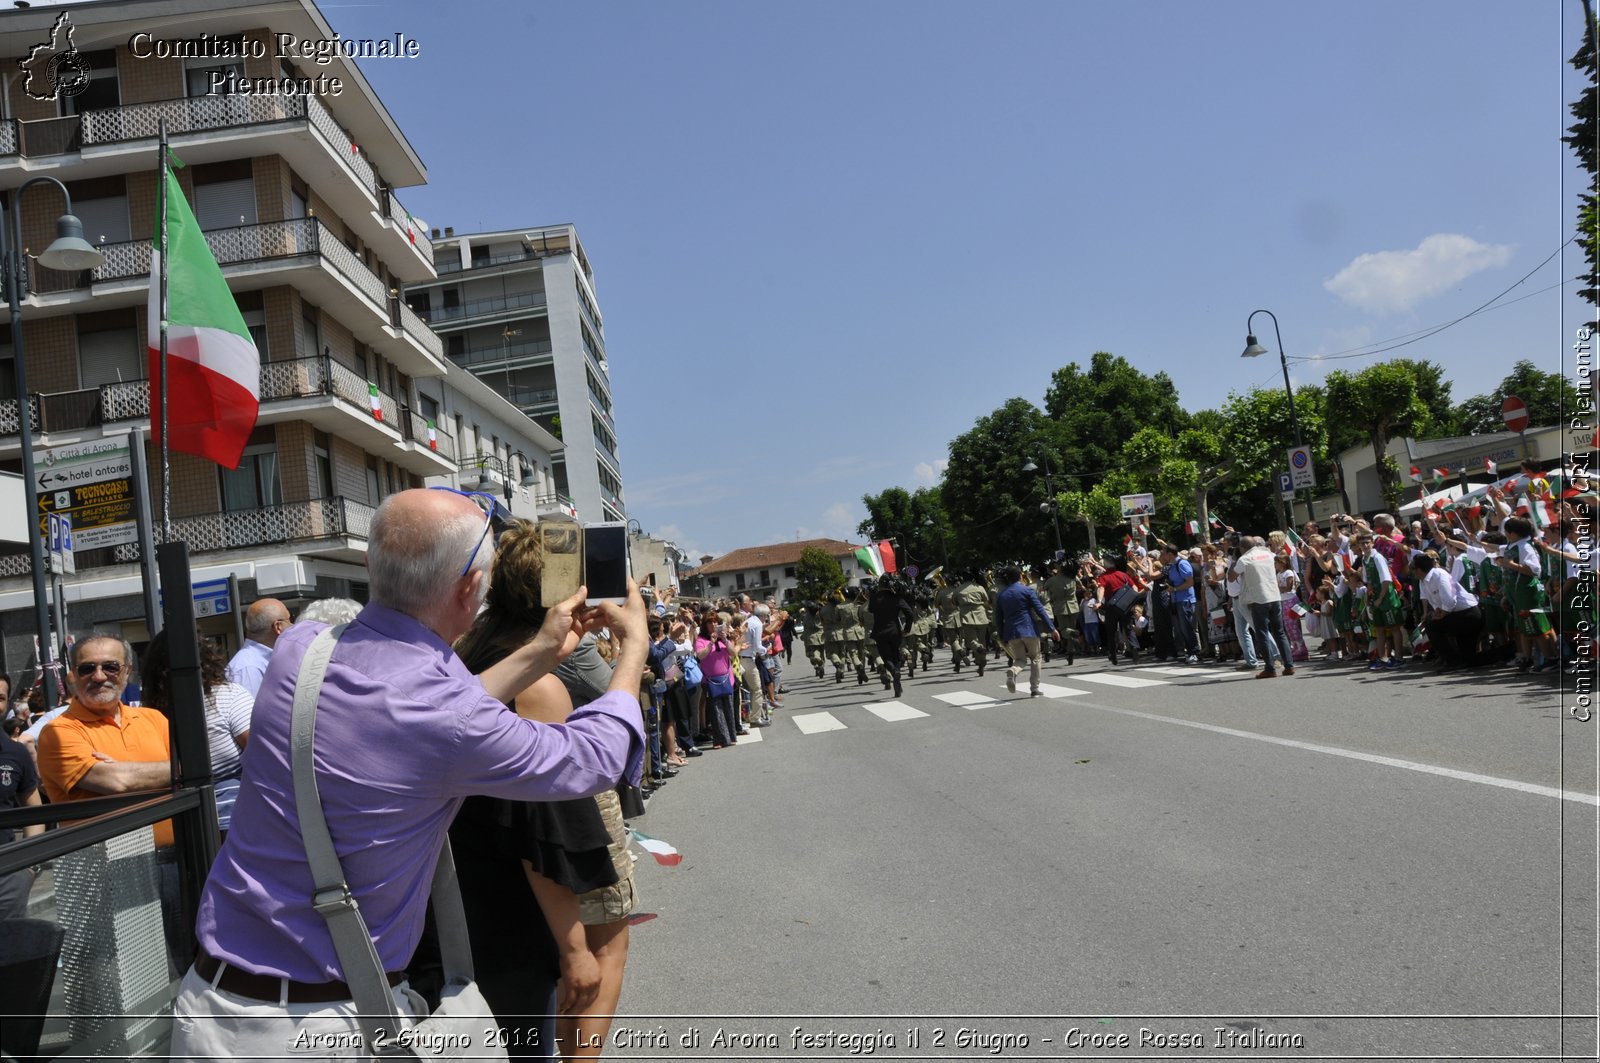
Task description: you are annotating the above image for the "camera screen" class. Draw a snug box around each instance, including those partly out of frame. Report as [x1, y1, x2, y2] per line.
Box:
[584, 524, 629, 600]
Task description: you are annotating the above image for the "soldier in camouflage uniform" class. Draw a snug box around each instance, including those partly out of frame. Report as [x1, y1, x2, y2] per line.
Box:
[844, 586, 870, 684]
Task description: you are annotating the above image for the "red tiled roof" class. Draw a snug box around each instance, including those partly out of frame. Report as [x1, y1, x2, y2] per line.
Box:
[694, 538, 863, 576]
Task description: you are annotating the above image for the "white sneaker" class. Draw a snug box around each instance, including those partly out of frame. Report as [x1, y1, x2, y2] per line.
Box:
[1185, 655, 1199, 664]
[1005, 671, 1017, 694]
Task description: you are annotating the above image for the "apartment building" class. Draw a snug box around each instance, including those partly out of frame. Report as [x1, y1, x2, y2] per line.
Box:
[403, 224, 625, 524]
[0, 0, 560, 670]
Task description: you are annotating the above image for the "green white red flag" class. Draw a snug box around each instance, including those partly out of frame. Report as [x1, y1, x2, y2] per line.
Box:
[853, 544, 884, 579]
[368, 382, 383, 421]
[1185, 519, 1200, 535]
[627, 827, 681, 866]
[146, 167, 259, 469]
[426, 419, 437, 450]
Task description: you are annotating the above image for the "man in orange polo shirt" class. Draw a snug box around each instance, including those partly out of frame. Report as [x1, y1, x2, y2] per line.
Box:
[37, 633, 173, 845]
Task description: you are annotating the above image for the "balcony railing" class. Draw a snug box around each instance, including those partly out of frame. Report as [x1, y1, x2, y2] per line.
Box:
[18, 115, 81, 156]
[402, 409, 455, 461]
[435, 249, 540, 275]
[391, 298, 444, 359]
[0, 118, 17, 156]
[417, 289, 547, 325]
[0, 496, 377, 577]
[0, 355, 405, 440]
[25, 219, 440, 360]
[380, 187, 433, 266]
[449, 338, 554, 369]
[80, 94, 300, 147]
[508, 386, 559, 409]
[0, 394, 40, 435]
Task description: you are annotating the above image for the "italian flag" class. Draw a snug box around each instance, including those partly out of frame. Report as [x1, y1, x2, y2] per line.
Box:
[627, 827, 682, 867]
[853, 540, 896, 577]
[404, 208, 416, 246]
[1409, 465, 1424, 482]
[1185, 519, 1200, 535]
[1432, 466, 1452, 484]
[368, 382, 383, 421]
[147, 167, 259, 469]
[426, 419, 437, 450]
[1483, 457, 1497, 477]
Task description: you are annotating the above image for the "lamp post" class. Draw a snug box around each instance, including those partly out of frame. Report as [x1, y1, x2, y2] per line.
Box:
[1021, 450, 1065, 558]
[1241, 309, 1306, 526]
[2, 178, 105, 706]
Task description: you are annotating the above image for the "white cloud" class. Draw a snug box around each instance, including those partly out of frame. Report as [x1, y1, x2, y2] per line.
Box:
[911, 458, 949, 486]
[820, 502, 858, 540]
[652, 523, 704, 563]
[1323, 234, 1512, 315]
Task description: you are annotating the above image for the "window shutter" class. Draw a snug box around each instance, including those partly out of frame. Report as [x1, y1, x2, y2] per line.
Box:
[78, 328, 141, 388]
[194, 178, 258, 230]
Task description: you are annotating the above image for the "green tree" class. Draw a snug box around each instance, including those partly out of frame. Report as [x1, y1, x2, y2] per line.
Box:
[1565, 0, 1599, 305]
[857, 486, 947, 570]
[1325, 363, 1434, 512]
[942, 397, 1058, 564]
[793, 546, 845, 604]
[1119, 424, 1228, 540]
[1042, 351, 1188, 476]
[1454, 359, 1584, 434]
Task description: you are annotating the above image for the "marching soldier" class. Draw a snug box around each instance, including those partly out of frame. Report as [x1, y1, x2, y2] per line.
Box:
[802, 600, 827, 678]
[843, 586, 870, 684]
[904, 590, 933, 678]
[822, 588, 849, 683]
[1041, 559, 1080, 665]
[955, 570, 994, 677]
[858, 584, 880, 675]
[936, 577, 961, 670]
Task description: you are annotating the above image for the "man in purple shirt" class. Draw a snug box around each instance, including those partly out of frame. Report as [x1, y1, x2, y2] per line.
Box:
[170, 488, 646, 1060]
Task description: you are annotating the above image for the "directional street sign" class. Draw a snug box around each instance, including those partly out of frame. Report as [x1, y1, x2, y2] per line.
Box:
[33, 439, 136, 549]
[1288, 445, 1316, 490]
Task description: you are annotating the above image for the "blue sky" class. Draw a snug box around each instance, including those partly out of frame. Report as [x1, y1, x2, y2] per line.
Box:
[328, 0, 1592, 561]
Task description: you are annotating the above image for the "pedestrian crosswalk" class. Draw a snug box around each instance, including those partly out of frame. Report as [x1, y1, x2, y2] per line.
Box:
[745, 662, 1274, 738]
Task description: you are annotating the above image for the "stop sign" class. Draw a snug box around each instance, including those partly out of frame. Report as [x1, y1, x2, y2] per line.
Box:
[1502, 395, 1529, 433]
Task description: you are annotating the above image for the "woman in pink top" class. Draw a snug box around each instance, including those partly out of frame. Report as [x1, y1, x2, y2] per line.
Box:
[694, 614, 741, 747]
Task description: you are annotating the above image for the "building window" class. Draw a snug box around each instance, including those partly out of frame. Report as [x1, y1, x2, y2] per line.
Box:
[313, 431, 333, 498]
[785, 566, 796, 578]
[759, 570, 770, 586]
[61, 51, 118, 116]
[219, 429, 281, 511]
[708, 576, 721, 589]
[77, 311, 140, 388]
[735, 573, 746, 590]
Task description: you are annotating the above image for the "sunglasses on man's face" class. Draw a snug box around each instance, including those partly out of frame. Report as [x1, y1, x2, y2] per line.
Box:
[76, 659, 124, 679]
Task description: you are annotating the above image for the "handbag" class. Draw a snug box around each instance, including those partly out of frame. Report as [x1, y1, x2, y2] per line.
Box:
[1106, 581, 1138, 615]
[290, 625, 510, 1061]
[707, 671, 735, 698]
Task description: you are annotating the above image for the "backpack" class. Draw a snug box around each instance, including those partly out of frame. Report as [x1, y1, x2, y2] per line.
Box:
[678, 651, 703, 689]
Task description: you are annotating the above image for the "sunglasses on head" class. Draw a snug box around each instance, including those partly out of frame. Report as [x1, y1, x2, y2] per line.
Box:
[76, 659, 124, 679]
[426, 486, 514, 578]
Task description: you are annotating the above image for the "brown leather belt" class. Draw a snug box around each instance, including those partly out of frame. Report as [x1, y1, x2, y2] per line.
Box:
[195, 952, 405, 1004]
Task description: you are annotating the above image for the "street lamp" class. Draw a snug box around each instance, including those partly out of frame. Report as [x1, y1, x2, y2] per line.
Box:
[1021, 451, 1065, 558]
[1241, 309, 1306, 525]
[2, 177, 105, 706]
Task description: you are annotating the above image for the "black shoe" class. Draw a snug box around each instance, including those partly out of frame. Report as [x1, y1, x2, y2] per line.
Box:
[836, 671, 843, 683]
[684, 748, 703, 757]
[976, 662, 985, 677]
[893, 682, 903, 698]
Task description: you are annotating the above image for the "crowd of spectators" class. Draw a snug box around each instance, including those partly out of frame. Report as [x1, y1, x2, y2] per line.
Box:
[1055, 461, 1595, 679]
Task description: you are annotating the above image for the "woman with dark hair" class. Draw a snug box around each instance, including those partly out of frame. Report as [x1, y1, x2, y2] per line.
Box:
[450, 520, 632, 1061]
[139, 629, 251, 835]
[1094, 554, 1142, 666]
[694, 612, 740, 747]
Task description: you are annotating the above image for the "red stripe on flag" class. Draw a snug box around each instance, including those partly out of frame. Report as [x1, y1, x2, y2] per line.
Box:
[877, 539, 897, 575]
[148, 349, 258, 470]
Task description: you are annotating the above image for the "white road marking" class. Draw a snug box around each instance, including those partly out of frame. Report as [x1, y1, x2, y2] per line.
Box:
[793, 711, 848, 734]
[1072, 672, 1171, 689]
[1134, 666, 1259, 682]
[933, 691, 999, 709]
[738, 726, 762, 742]
[1034, 683, 1090, 699]
[863, 701, 931, 722]
[1084, 703, 1600, 805]
[1137, 666, 1208, 677]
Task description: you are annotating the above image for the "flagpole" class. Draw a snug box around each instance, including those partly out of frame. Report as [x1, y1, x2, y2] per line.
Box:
[158, 119, 172, 540]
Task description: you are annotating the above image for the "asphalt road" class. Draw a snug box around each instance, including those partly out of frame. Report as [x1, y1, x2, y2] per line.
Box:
[615, 645, 1598, 1061]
